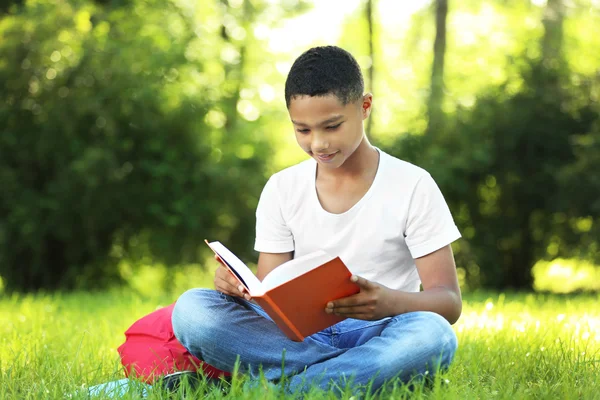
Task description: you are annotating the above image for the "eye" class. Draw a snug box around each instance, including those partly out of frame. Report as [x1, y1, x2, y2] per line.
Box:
[296, 128, 310, 134]
[326, 123, 342, 131]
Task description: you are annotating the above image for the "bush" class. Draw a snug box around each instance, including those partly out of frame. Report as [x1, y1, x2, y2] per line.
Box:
[0, 0, 271, 291]
[385, 61, 600, 290]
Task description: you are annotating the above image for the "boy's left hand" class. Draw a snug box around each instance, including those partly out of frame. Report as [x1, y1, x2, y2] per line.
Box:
[325, 275, 393, 321]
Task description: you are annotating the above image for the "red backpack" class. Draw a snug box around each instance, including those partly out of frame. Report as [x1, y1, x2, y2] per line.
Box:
[117, 303, 229, 383]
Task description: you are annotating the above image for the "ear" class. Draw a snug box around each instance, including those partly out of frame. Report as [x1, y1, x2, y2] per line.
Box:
[361, 93, 373, 120]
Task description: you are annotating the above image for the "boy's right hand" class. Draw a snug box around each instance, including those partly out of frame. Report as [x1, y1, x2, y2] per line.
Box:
[213, 255, 251, 300]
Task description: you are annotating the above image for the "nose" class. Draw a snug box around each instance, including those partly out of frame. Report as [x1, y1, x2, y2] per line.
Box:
[311, 131, 329, 152]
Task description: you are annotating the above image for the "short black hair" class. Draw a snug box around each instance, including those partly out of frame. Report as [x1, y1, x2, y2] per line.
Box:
[284, 46, 364, 108]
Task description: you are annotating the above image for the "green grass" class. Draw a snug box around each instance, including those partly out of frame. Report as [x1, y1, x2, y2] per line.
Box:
[1, 286, 599, 399]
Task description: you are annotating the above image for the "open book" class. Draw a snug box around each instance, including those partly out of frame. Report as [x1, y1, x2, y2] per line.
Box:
[205, 240, 360, 342]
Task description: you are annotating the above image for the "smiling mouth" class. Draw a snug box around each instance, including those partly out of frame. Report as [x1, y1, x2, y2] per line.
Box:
[314, 151, 338, 161]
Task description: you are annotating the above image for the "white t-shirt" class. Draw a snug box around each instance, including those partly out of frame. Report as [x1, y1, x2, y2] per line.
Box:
[254, 149, 461, 292]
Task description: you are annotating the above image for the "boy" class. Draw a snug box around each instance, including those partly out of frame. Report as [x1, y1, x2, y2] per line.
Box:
[172, 46, 462, 394]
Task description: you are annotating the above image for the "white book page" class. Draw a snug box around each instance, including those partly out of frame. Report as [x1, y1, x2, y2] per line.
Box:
[261, 250, 334, 291]
[207, 241, 263, 295]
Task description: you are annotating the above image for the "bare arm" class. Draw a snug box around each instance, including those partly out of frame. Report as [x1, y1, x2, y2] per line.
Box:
[389, 244, 462, 324]
[327, 245, 462, 324]
[256, 251, 294, 281]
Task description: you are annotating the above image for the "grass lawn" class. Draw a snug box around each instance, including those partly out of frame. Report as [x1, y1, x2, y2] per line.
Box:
[1, 285, 599, 399]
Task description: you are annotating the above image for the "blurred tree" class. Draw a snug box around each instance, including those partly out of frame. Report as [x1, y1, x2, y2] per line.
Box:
[0, 0, 129, 14]
[426, 0, 448, 137]
[0, 0, 309, 292]
[541, 0, 564, 68]
[554, 122, 600, 263]
[0, 0, 23, 15]
[189, 0, 310, 255]
[385, 0, 599, 290]
[365, 0, 375, 136]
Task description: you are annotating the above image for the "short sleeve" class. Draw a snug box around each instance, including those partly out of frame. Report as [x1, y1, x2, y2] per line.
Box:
[254, 175, 295, 253]
[405, 173, 461, 259]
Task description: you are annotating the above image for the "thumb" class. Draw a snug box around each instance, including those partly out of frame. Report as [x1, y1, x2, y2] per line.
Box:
[351, 275, 374, 290]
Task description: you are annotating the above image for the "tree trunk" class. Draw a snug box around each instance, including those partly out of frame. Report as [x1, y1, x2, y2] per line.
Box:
[541, 0, 565, 68]
[501, 214, 535, 290]
[426, 0, 448, 137]
[496, 0, 566, 291]
[365, 0, 375, 136]
[219, 0, 249, 132]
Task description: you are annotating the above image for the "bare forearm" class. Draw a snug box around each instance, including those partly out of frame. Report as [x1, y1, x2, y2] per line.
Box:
[256, 251, 293, 281]
[383, 286, 462, 324]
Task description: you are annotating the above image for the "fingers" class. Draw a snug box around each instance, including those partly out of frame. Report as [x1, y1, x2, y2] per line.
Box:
[351, 275, 375, 290]
[325, 275, 379, 319]
[214, 264, 248, 298]
[325, 303, 375, 316]
[325, 276, 374, 309]
[325, 297, 374, 313]
[326, 294, 370, 311]
[214, 276, 242, 297]
[325, 301, 379, 320]
[214, 254, 226, 266]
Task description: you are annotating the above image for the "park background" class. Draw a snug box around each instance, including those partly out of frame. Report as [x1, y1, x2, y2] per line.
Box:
[0, 0, 599, 398]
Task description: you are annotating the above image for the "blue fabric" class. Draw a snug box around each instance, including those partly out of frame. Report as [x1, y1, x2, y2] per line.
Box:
[171, 288, 457, 394]
[87, 378, 150, 398]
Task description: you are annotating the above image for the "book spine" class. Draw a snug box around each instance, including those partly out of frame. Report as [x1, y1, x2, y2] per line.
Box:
[258, 295, 304, 342]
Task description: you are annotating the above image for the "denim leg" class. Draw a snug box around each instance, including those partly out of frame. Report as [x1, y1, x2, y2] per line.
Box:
[171, 288, 346, 381]
[172, 289, 457, 393]
[287, 311, 458, 392]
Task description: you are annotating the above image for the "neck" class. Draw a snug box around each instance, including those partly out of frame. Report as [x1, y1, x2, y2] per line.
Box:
[320, 136, 379, 179]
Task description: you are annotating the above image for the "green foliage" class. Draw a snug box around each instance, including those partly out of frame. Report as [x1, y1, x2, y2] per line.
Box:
[1, 0, 599, 292]
[386, 59, 600, 290]
[0, 0, 277, 292]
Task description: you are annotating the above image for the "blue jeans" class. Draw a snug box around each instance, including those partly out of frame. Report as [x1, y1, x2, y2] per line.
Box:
[172, 288, 457, 394]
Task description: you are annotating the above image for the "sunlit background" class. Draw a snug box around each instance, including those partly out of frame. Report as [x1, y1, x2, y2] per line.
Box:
[0, 0, 599, 294]
[1, 3, 600, 398]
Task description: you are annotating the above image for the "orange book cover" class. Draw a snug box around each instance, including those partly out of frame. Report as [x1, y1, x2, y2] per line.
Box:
[205, 240, 360, 341]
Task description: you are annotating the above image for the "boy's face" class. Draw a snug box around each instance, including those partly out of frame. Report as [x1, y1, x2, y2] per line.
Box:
[288, 93, 372, 169]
